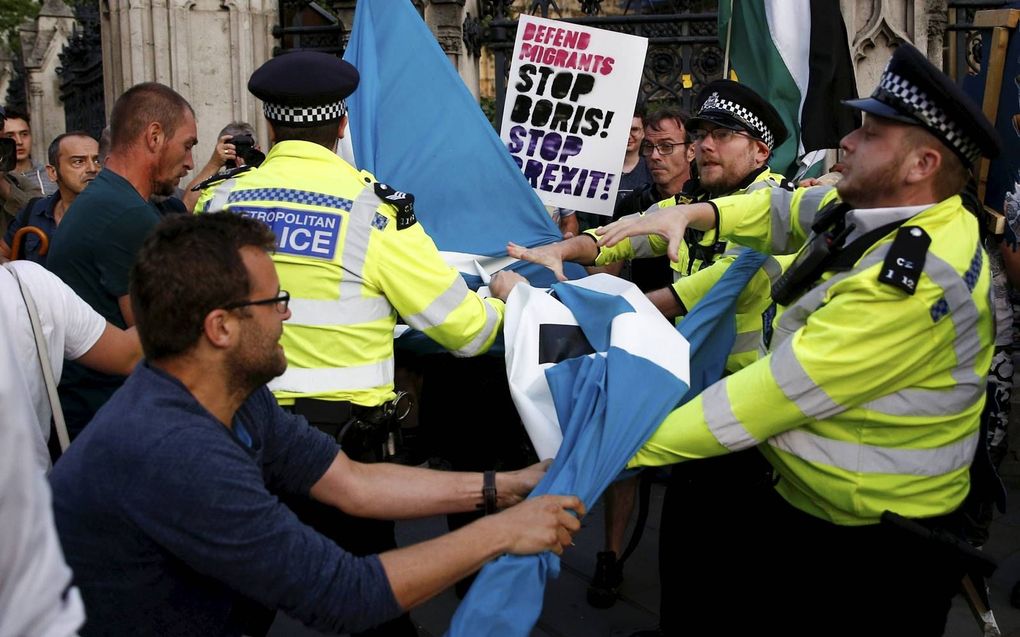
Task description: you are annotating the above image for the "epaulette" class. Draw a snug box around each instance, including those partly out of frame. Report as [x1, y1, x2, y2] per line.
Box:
[373, 182, 417, 230]
[190, 164, 253, 192]
[878, 226, 930, 295]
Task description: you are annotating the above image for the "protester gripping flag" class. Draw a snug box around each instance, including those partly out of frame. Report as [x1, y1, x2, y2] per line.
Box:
[720, 0, 860, 178]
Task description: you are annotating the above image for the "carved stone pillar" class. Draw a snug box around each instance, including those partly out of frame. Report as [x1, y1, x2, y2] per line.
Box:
[20, 0, 75, 163]
[0, 47, 13, 103]
[100, 0, 276, 175]
[840, 0, 946, 99]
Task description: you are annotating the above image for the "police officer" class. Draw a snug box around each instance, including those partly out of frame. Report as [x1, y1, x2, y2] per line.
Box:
[196, 51, 524, 637]
[514, 81, 792, 624]
[598, 43, 999, 633]
[511, 80, 792, 371]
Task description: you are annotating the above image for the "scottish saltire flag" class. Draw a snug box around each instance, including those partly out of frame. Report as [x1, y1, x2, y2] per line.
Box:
[720, 0, 860, 178]
[447, 250, 769, 637]
[342, 0, 584, 289]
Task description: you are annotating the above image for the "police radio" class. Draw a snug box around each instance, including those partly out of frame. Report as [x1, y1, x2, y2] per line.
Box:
[771, 203, 854, 306]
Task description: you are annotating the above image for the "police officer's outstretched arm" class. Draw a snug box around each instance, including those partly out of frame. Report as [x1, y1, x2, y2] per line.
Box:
[507, 235, 600, 282]
[369, 213, 511, 356]
[597, 202, 717, 261]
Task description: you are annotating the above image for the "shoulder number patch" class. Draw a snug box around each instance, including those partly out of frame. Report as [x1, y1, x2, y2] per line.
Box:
[374, 182, 417, 230]
[878, 226, 930, 294]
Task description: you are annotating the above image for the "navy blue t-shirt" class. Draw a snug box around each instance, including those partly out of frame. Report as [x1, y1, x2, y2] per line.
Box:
[50, 363, 402, 636]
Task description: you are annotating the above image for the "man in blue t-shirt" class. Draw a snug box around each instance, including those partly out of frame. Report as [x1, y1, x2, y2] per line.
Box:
[50, 212, 584, 637]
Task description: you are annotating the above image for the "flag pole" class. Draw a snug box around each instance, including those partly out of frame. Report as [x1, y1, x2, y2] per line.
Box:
[722, 0, 734, 79]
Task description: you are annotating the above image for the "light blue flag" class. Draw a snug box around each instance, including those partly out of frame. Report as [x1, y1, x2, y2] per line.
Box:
[447, 249, 768, 636]
[342, 0, 585, 290]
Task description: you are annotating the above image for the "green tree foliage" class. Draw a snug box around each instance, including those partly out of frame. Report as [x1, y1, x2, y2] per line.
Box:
[0, 0, 41, 46]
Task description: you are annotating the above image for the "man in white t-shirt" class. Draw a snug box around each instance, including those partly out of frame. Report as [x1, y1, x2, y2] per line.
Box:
[1, 260, 142, 469]
[0, 323, 85, 637]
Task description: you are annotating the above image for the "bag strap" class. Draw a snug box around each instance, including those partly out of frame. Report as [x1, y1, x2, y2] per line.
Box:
[4, 263, 70, 452]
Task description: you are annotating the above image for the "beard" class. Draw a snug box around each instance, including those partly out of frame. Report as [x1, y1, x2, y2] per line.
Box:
[153, 177, 179, 197]
[836, 156, 901, 209]
[225, 322, 288, 397]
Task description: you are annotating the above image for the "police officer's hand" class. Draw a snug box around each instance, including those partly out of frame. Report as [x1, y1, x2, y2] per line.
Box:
[595, 203, 716, 263]
[489, 269, 527, 301]
[489, 494, 585, 556]
[496, 459, 551, 507]
[507, 241, 567, 281]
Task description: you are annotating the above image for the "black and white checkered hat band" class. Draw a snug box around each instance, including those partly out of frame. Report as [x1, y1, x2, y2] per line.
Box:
[698, 92, 774, 149]
[263, 99, 348, 124]
[875, 72, 982, 164]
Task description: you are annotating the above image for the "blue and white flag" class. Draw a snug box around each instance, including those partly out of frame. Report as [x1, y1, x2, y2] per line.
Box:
[343, 0, 585, 289]
[447, 250, 768, 636]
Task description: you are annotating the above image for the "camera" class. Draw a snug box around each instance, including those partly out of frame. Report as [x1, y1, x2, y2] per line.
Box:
[0, 138, 16, 172]
[226, 134, 265, 169]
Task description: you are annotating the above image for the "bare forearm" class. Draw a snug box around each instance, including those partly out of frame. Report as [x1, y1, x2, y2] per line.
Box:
[560, 234, 600, 265]
[378, 515, 509, 609]
[646, 287, 684, 319]
[314, 458, 526, 519]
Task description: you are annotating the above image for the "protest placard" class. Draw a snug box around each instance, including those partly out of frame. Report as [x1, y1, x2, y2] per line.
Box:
[500, 15, 648, 216]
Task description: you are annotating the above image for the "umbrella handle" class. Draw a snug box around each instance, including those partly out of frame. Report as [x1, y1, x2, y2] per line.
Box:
[10, 226, 49, 260]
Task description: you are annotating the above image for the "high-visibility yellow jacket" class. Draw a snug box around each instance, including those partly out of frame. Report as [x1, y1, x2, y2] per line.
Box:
[196, 141, 504, 407]
[588, 167, 789, 371]
[631, 186, 993, 526]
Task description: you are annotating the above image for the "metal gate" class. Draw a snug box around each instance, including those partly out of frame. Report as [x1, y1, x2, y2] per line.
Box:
[57, 0, 106, 139]
[471, 0, 722, 120]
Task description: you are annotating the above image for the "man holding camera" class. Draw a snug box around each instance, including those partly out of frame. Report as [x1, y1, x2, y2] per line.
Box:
[183, 121, 263, 212]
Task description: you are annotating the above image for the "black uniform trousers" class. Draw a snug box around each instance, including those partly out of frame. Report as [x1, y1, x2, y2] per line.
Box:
[658, 449, 964, 636]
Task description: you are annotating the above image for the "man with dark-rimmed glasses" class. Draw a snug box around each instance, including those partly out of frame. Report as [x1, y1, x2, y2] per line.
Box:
[49, 212, 584, 636]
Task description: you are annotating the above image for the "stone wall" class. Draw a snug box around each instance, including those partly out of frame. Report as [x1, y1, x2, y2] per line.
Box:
[100, 0, 277, 176]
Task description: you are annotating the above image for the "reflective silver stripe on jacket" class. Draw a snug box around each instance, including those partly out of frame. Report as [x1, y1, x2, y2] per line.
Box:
[768, 428, 979, 477]
[269, 358, 394, 394]
[287, 296, 392, 327]
[285, 186, 395, 328]
[404, 278, 472, 332]
[772, 239, 986, 420]
[793, 186, 833, 242]
[768, 187, 797, 253]
[451, 300, 501, 357]
[731, 329, 762, 355]
[770, 338, 845, 420]
[204, 178, 239, 212]
[862, 247, 985, 417]
[702, 381, 760, 451]
[761, 255, 783, 285]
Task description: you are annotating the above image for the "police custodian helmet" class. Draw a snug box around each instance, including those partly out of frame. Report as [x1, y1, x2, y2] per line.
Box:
[248, 51, 360, 127]
[843, 43, 1000, 165]
[686, 79, 789, 150]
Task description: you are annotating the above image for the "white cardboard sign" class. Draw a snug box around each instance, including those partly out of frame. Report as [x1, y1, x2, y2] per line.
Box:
[500, 15, 648, 216]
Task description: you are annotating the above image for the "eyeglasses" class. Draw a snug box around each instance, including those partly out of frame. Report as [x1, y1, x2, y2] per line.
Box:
[222, 290, 290, 314]
[639, 141, 691, 157]
[687, 128, 755, 144]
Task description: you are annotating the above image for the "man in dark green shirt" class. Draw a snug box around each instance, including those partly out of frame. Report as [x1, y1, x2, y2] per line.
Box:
[47, 82, 197, 436]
